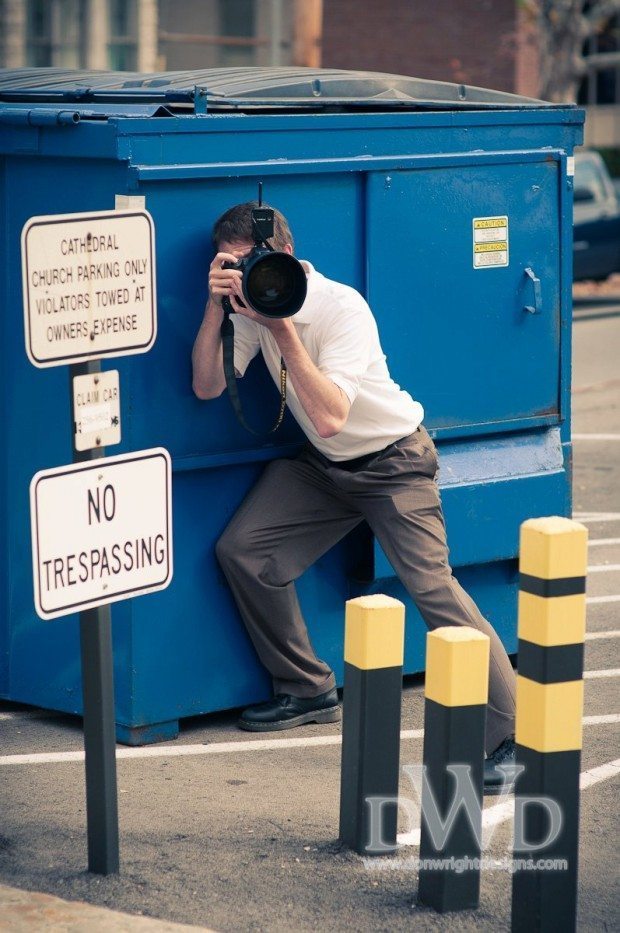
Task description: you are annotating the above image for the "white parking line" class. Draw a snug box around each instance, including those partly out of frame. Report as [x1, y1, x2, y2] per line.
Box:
[588, 564, 620, 573]
[584, 668, 620, 679]
[572, 434, 620, 441]
[396, 757, 620, 848]
[575, 513, 620, 523]
[1, 715, 618, 768]
[589, 538, 620, 547]
[583, 714, 620, 725]
[585, 630, 620, 640]
[587, 595, 620, 604]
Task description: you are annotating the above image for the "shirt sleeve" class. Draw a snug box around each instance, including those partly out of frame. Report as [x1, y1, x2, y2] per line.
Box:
[315, 300, 374, 405]
[231, 313, 261, 377]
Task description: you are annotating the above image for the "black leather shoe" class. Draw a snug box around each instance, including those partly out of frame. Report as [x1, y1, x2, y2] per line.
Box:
[484, 736, 517, 796]
[238, 687, 341, 732]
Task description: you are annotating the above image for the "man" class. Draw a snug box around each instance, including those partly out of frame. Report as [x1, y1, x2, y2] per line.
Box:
[192, 202, 517, 794]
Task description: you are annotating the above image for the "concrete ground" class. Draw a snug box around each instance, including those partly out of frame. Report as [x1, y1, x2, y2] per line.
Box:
[0, 304, 618, 932]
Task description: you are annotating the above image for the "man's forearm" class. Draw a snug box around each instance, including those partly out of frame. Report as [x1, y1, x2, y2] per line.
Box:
[192, 301, 226, 399]
[271, 321, 350, 438]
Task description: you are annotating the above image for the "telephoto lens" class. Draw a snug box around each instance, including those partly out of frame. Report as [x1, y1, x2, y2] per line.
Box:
[242, 249, 307, 318]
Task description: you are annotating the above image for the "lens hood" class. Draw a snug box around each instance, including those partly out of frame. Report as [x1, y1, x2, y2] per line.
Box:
[242, 250, 307, 318]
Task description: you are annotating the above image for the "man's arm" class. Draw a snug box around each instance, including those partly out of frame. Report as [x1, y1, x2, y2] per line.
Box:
[192, 249, 250, 400]
[191, 299, 226, 399]
[268, 319, 351, 438]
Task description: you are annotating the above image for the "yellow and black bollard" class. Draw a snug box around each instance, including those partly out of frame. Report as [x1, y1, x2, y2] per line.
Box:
[417, 627, 490, 912]
[339, 594, 405, 855]
[511, 516, 588, 933]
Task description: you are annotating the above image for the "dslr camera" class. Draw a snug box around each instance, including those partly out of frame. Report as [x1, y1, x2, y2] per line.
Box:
[222, 205, 307, 319]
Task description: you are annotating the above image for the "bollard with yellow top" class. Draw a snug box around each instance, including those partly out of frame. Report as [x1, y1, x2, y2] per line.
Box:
[511, 516, 588, 933]
[339, 594, 405, 855]
[417, 626, 490, 912]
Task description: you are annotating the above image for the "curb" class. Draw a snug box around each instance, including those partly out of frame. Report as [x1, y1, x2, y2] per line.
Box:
[0, 883, 214, 932]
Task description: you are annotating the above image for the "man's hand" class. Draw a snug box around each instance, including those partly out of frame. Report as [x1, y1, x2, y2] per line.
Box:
[208, 249, 288, 330]
[208, 250, 246, 312]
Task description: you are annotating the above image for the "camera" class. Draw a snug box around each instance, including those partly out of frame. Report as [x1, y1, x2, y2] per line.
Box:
[222, 206, 307, 319]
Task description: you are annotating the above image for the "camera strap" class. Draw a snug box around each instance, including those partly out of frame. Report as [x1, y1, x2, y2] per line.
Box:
[220, 307, 287, 435]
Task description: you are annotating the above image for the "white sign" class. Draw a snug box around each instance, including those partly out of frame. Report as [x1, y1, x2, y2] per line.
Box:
[73, 370, 121, 451]
[472, 215, 509, 269]
[21, 209, 156, 368]
[30, 448, 173, 620]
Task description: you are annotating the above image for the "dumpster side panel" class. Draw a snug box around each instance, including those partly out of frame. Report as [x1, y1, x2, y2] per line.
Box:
[367, 157, 562, 433]
[2, 155, 134, 717]
[0, 153, 9, 694]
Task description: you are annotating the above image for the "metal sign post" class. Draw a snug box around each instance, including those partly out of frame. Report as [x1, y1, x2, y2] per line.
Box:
[71, 358, 119, 875]
[22, 204, 170, 877]
[29, 420, 173, 874]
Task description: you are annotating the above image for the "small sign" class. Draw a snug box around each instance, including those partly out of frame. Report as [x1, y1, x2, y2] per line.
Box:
[30, 448, 172, 620]
[73, 370, 121, 451]
[21, 210, 156, 368]
[473, 216, 509, 269]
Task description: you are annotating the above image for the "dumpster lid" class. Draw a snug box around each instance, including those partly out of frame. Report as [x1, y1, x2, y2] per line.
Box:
[0, 67, 574, 114]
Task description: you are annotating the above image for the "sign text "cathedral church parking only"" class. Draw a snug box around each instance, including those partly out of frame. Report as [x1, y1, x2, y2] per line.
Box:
[21, 210, 156, 367]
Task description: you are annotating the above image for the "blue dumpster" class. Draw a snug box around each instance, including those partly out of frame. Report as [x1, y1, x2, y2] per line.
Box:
[0, 68, 584, 743]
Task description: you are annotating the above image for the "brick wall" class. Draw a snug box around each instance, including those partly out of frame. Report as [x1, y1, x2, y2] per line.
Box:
[321, 0, 520, 94]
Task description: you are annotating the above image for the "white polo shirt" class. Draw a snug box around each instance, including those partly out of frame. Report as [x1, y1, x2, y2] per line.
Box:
[231, 262, 424, 460]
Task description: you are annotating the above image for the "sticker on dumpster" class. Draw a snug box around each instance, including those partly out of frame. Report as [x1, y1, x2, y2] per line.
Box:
[472, 216, 509, 269]
[29, 448, 173, 620]
[73, 369, 121, 452]
[21, 210, 156, 368]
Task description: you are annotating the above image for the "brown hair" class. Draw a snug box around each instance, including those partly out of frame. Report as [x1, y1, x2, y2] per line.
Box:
[212, 201, 294, 253]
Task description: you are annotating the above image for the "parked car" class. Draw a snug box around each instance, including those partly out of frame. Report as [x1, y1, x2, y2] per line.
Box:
[573, 149, 620, 281]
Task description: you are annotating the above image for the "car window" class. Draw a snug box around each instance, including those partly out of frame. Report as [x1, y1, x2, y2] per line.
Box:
[574, 160, 606, 201]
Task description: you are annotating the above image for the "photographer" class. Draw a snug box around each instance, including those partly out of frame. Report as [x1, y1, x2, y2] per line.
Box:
[192, 202, 517, 794]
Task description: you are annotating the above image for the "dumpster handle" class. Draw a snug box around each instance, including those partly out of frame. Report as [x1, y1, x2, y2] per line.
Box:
[523, 267, 542, 314]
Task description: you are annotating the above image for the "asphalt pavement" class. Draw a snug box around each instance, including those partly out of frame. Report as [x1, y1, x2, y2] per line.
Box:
[1, 305, 619, 932]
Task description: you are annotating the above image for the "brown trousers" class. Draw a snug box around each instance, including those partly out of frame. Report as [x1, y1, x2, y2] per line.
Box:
[216, 426, 516, 754]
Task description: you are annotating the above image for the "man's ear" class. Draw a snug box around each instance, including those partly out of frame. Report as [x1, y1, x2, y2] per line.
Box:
[283, 244, 293, 255]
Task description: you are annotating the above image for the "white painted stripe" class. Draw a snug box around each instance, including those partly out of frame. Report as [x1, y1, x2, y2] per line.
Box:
[0, 736, 340, 766]
[585, 630, 620, 640]
[584, 668, 620, 679]
[588, 564, 620, 573]
[580, 758, 620, 788]
[0, 730, 423, 767]
[574, 513, 620, 523]
[397, 757, 620, 848]
[587, 595, 620, 604]
[401, 729, 425, 741]
[572, 434, 620, 441]
[589, 538, 620, 547]
[583, 714, 620, 725]
[3, 714, 619, 768]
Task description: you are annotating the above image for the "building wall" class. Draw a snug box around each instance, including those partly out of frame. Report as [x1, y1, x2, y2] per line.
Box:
[321, 0, 519, 93]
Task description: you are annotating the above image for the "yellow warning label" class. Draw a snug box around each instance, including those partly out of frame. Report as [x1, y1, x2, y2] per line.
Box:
[475, 242, 508, 253]
[473, 215, 509, 268]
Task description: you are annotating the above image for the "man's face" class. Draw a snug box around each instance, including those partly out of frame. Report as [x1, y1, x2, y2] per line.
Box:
[218, 239, 254, 261]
